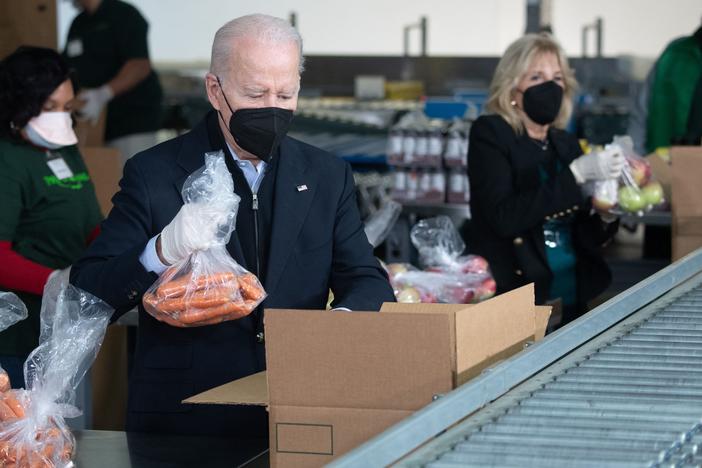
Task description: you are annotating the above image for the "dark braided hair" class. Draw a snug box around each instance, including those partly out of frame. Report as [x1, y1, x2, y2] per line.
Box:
[0, 46, 72, 140]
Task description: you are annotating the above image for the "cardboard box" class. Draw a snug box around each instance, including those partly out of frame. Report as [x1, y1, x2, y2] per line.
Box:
[75, 111, 107, 147]
[671, 146, 702, 260]
[80, 146, 122, 216]
[0, 0, 57, 59]
[647, 151, 671, 203]
[673, 235, 702, 261]
[185, 285, 550, 467]
[672, 146, 702, 219]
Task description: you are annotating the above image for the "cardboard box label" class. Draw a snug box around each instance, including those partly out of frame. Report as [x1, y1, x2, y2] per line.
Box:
[276, 423, 333, 455]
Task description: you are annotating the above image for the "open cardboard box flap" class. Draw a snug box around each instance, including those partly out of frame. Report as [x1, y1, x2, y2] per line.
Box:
[184, 285, 548, 408]
[184, 370, 268, 406]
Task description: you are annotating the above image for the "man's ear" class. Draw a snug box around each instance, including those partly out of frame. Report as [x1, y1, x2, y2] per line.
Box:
[205, 73, 222, 111]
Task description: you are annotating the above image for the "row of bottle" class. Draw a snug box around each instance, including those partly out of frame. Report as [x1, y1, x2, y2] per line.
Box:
[391, 168, 470, 204]
[387, 128, 469, 168]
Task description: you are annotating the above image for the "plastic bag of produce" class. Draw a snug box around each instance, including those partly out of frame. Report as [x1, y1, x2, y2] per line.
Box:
[364, 199, 402, 248]
[0, 292, 27, 392]
[410, 216, 490, 274]
[591, 136, 665, 216]
[391, 270, 496, 304]
[142, 151, 266, 327]
[0, 284, 112, 468]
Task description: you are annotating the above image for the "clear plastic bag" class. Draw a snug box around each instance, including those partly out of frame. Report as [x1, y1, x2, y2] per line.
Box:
[391, 270, 496, 304]
[0, 284, 112, 468]
[142, 151, 266, 327]
[364, 200, 402, 248]
[0, 292, 28, 392]
[410, 216, 490, 274]
[410, 216, 465, 269]
[0, 292, 27, 335]
[398, 216, 496, 303]
[591, 136, 665, 216]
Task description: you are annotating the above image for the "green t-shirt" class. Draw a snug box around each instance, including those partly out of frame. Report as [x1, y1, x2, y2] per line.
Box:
[64, 0, 163, 141]
[0, 139, 103, 357]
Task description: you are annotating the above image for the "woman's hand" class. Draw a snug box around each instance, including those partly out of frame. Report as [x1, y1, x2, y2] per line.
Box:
[569, 147, 625, 184]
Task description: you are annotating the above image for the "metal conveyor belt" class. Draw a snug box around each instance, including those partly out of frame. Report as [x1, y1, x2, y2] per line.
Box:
[330, 250, 702, 468]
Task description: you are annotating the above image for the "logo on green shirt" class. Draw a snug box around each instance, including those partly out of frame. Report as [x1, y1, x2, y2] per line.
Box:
[43, 172, 90, 190]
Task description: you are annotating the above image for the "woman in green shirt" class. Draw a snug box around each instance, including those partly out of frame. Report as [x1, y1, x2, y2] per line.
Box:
[0, 47, 103, 388]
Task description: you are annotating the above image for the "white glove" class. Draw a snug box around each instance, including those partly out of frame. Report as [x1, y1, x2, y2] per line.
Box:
[569, 147, 626, 184]
[41, 267, 71, 341]
[159, 203, 230, 265]
[77, 84, 113, 124]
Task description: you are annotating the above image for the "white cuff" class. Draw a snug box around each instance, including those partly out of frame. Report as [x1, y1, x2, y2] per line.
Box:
[139, 235, 169, 274]
[332, 307, 352, 312]
[569, 161, 585, 184]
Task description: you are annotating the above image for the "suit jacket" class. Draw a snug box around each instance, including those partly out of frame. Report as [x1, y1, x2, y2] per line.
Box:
[465, 114, 616, 306]
[70, 112, 395, 437]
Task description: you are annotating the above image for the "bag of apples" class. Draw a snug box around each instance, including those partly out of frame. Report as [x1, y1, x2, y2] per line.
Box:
[591, 136, 665, 216]
[389, 269, 496, 304]
[383, 216, 496, 304]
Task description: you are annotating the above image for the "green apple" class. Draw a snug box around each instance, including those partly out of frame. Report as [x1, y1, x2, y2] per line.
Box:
[618, 186, 647, 212]
[641, 181, 664, 206]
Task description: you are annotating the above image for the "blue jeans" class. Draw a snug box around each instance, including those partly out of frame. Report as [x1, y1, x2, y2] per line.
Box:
[0, 355, 26, 389]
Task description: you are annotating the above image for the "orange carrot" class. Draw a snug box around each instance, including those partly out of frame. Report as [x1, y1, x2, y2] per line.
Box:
[177, 300, 254, 324]
[156, 272, 237, 299]
[150, 310, 187, 328]
[157, 286, 239, 312]
[238, 273, 265, 301]
[0, 370, 9, 393]
[0, 400, 17, 421]
[2, 391, 24, 418]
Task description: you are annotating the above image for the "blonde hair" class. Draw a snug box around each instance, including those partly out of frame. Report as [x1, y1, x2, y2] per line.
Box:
[210, 14, 305, 76]
[486, 33, 577, 133]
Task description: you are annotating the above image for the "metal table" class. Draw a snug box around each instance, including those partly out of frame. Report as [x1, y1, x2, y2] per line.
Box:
[73, 430, 268, 468]
[330, 248, 702, 467]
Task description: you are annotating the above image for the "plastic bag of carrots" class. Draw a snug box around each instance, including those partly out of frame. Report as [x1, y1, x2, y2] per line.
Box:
[0, 292, 28, 393]
[0, 281, 112, 468]
[142, 151, 267, 327]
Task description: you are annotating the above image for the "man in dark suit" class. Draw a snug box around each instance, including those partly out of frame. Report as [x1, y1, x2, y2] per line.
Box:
[70, 13, 395, 445]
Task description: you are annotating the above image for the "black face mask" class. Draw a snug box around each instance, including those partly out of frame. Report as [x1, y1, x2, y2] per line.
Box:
[217, 78, 294, 163]
[519, 80, 564, 125]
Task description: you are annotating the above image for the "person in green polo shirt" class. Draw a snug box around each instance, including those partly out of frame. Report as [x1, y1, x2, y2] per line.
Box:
[0, 47, 103, 388]
[65, 0, 163, 165]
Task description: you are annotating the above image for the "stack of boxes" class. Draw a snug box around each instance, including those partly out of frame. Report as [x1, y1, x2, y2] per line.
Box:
[388, 117, 471, 205]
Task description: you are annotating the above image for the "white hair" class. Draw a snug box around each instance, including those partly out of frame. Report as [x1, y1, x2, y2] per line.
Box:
[210, 14, 305, 76]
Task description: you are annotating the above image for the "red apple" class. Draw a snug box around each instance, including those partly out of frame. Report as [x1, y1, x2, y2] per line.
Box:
[420, 290, 439, 303]
[458, 255, 489, 274]
[475, 278, 497, 301]
[592, 179, 618, 212]
[627, 157, 652, 187]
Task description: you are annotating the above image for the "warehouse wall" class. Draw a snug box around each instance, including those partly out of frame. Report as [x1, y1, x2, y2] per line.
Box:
[57, 0, 700, 62]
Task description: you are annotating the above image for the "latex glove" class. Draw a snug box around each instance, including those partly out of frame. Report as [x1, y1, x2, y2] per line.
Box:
[159, 203, 230, 265]
[40, 267, 71, 342]
[77, 84, 113, 124]
[569, 147, 625, 184]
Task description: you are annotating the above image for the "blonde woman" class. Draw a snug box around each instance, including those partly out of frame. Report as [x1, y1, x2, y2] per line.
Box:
[466, 33, 623, 326]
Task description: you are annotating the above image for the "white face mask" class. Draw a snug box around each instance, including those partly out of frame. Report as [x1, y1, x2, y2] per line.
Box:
[24, 111, 78, 150]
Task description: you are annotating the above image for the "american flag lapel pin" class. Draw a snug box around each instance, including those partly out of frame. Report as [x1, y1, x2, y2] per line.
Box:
[297, 184, 308, 192]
